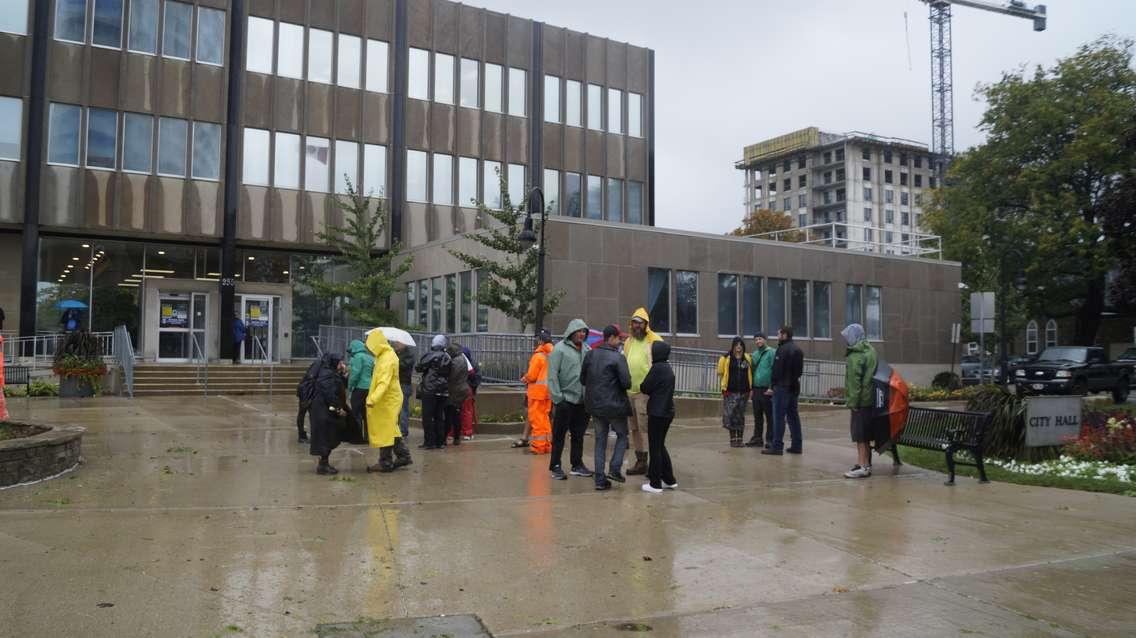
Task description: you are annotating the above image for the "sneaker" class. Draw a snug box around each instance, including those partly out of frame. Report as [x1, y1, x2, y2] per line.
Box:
[316, 463, 338, 475]
[844, 465, 872, 479]
[393, 458, 413, 468]
[761, 449, 783, 456]
[569, 466, 594, 477]
[463, 435, 473, 441]
[607, 471, 626, 483]
[743, 439, 762, 447]
[550, 467, 568, 481]
[786, 447, 802, 455]
[662, 481, 678, 490]
[595, 480, 612, 491]
[641, 483, 664, 494]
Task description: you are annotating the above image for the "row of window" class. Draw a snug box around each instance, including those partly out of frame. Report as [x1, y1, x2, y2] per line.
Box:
[241, 128, 386, 196]
[761, 148, 933, 178]
[405, 272, 489, 334]
[246, 17, 388, 91]
[1024, 319, 1058, 355]
[0, 96, 21, 161]
[542, 77, 643, 136]
[46, 102, 221, 179]
[55, 0, 225, 65]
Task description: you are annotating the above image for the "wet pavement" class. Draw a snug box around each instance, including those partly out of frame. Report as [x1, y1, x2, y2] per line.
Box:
[1, 396, 1134, 637]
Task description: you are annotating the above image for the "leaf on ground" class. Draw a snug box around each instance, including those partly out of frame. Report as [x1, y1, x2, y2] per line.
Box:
[642, 555, 653, 561]
[96, 602, 114, 608]
[832, 586, 850, 593]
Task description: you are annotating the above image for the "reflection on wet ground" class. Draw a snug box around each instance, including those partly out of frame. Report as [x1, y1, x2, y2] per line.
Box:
[1, 396, 1134, 637]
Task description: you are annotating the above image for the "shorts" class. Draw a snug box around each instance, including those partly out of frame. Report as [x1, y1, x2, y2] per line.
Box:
[850, 408, 874, 443]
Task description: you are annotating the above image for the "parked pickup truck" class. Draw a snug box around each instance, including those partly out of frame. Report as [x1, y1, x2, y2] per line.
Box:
[1014, 346, 1131, 403]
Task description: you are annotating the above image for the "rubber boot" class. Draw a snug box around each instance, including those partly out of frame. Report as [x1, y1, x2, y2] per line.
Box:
[626, 450, 648, 475]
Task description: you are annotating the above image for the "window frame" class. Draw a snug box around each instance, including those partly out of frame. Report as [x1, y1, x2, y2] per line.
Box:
[127, 0, 159, 55]
[195, 5, 226, 67]
[587, 83, 603, 131]
[273, 131, 302, 190]
[0, 0, 29, 36]
[433, 51, 455, 105]
[675, 269, 699, 336]
[240, 127, 271, 186]
[303, 135, 331, 193]
[865, 285, 883, 341]
[333, 139, 359, 195]
[156, 115, 189, 177]
[276, 22, 305, 79]
[647, 267, 671, 335]
[362, 143, 387, 197]
[405, 148, 428, 203]
[1044, 319, 1058, 348]
[1025, 320, 1039, 355]
[120, 111, 153, 174]
[565, 79, 582, 127]
[717, 272, 739, 338]
[459, 57, 478, 107]
[245, 16, 275, 75]
[190, 120, 222, 181]
[543, 74, 560, 124]
[366, 39, 390, 93]
[457, 156, 477, 208]
[483, 160, 502, 210]
[607, 87, 622, 135]
[54, 0, 88, 45]
[628, 92, 642, 137]
[484, 63, 503, 113]
[811, 281, 831, 339]
[161, 0, 193, 61]
[337, 33, 362, 89]
[84, 107, 118, 170]
[307, 28, 334, 85]
[507, 67, 526, 117]
[91, 0, 125, 50]
[432, 152, 453, 205]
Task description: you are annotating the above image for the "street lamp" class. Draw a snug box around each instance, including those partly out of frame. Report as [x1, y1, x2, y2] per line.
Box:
[519, 187, 546, 336]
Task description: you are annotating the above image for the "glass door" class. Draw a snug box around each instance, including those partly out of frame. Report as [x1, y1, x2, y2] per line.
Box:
[241, 295, 273, 363]
[157, 294, 192, 362]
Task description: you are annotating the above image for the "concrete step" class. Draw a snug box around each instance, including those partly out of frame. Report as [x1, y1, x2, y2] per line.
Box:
[133, 387, 297, 396]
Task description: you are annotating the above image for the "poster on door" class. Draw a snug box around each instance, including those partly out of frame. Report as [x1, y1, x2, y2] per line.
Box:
[160, 303, 189, 328]
[247, 303, 269, 328]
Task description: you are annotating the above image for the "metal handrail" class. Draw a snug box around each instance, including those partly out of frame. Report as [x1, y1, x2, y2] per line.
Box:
[112, 325, 135, 398]
[190, 333, 208, 396]
[251, 335, 274, 405]
[2, 331, 116, 369]
[310, 335, 324, 358]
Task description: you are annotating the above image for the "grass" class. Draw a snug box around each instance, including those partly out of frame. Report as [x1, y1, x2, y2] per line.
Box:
[896, 445, 1135, 497]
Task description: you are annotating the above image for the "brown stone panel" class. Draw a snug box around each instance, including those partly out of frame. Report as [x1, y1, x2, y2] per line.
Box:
[192, 180, 221, 237]
[192, 65, 226, 123]
[153, 177, 184, 235]
[543, 27, 564, 76]
[659, 233, 691, 267]
[627, 46, 649, 94]
[87, 48, 121, 109]
[114, 173, 147, 231]
[481, 113, 503, 162]
[0, 162, 24, 223]
[432, 0, 459, 54]
[585, 130, 604, 174]
[544, 220, 570, 258]
[569, 222, 603, 264]
[563, 31, 585, 80]
[239, 185, 268, 240]
[728, 243, 751, 274]
[363, 92, 391, 144]
[243, 73, 273, 129]
[606, 42, 627, 89]
[484, 12, 506, 64]
[563, 126, 583, 172]
[542, 123, 563, 170]
[335, 88, 362, 140]
[250, 0, 276, 19]
[601, 227, 633, 267]
[458, 5, 483, 58]
[366, 0, 395, 41]
[46, 44, 85, 104]
[339, 0, 365, 35]
[628, 227, 661, 268]
[429, 103, 455, 154]
[455, 107, 479, 156]
[407, 0, 432, 48]
[121, 54, 156, 113]
[0, 36, 27, 96]
[158, 59, 190, 117]
[505, 117, 527, 165]
[605, 136, 625, 178]
[404, 202, 429, 248]
[273, 77, 304, 132]
[506, 16, 531, 68]
[82, 170, 114, 229]
[40, 167, 82, 228]
[306, 83, 333, 137]
[405, 98, 429, 150]
[585, 36, 606, 81]
[309, 0, 336, 30]
[626, 137, 647, 181]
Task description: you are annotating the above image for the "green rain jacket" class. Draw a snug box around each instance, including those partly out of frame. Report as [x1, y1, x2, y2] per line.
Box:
[547, 318, 590, 405]
[750, 345, 775, 388]
[347, 339, 375, 392]
[844, 340, 877, 409]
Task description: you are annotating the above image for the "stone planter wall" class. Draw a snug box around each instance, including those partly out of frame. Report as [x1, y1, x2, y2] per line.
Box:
[0, 424, 85, 488]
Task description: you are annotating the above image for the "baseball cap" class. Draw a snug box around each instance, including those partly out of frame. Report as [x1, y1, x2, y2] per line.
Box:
[603, 324, 625, 339]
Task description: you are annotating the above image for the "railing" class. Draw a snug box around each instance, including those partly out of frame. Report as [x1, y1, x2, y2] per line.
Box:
[310, 335, 324, 358]
[190, 333, 208, 396]
[251, 335, 274, 404]
[112, 325, 136, 398]
[1, 331, 116, 369]
[670, 347, 846, 399]
[749, 221, 942, 259]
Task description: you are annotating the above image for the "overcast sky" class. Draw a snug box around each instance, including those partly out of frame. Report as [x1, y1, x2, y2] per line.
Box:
[470, 0, 1135, 233]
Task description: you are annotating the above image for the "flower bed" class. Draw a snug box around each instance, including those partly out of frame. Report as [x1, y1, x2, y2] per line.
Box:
[0, 421, 85, 488]
[986, 456, 1132, 483]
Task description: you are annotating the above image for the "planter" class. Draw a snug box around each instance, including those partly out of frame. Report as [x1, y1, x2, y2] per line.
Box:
[59, 376, 96, 398]
[0, 422, 85, 488]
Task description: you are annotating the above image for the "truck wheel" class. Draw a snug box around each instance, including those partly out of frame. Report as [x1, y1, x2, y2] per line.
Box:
[1114, 382, 1131, 404]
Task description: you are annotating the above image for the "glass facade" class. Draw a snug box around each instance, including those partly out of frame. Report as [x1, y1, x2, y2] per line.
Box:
[741, 275, 761, 338]
[647, 267, 669, 334]
[675, 270, 697, 334]
[717, 273, 737, 336]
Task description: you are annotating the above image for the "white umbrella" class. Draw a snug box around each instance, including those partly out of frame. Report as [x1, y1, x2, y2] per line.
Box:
[377, 326, 416, 347]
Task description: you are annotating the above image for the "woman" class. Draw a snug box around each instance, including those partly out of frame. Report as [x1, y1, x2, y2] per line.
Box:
[446, 343, 472, 446]
[364, 329, 413, 473]
[308, 353, 349, 474]
[716, 336, 752, 448]
[460, 345, 481, 441]
[346, 339, 375, 443]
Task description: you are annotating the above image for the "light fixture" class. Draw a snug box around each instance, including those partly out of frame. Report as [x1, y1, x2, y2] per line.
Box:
[248, 256, 255, 261]
[117, 283, 138, 288]
[282, 270, 289, 275]
[84, 266, 90, 270]
[81, 243, 90, 248]
[157, 250, 165, 255]
[72, 257, 79, 261]
[141, 268, 175, 274]
[299, 266, 305, 270]
[206, 272, 220, 277]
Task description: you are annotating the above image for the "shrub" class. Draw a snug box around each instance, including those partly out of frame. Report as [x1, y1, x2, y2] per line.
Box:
[1063, 411, 1136, 465]
[932, 371, 961, 390]
[966, 384, 1058, 462]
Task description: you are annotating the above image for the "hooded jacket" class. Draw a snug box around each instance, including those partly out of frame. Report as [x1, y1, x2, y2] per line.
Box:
[581, 341, 632, 419]
[624, 307, 664, 393]
[523, 341, 555, 401]
[716, 337, 753, 394]
[547, 319, 590, 405]
[416, 344, 452, 397]
[364, 330, 403, 448]
[396, 345, 415, 386]
[347, 339, 375, 392]
[446, 344, 472, 407]
[751, 342, 775, 388]
[842, 324, 878, 409]
[639, 341, 676, 419]
[771, 336, 804, 394]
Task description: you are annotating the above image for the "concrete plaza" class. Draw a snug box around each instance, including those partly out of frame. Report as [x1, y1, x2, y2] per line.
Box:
[1, 395, 1134, 637]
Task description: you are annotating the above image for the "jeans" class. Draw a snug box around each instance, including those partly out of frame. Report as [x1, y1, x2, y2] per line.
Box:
[550, 401, 588, 471]
[422, 396, 448, 447]
[592, 416, 628, 485]
[646, 414, 676, 489]
[399, 383, 411, 438]
[771, 386, 802, 452]
[750, 388, 773, 444]
[627, 394, 649, 453]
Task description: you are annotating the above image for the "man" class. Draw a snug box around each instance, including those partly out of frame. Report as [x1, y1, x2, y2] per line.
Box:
[581, 325, 633, 491]
[762, 325, 804, 456]
[295, 358, 322, 443]
[547, 319, 593, 480]
[364, 329, 412, 473]
[522, 329, 555, 455]
[231, 312, 246, 365]
[624, 308, 663, 475]
[394, 340, 415, 439]
[445, 343, 471, 446]
[415, 335, 452, 449]
[745, 332, 775, 448]
[841, 323, 877, 479]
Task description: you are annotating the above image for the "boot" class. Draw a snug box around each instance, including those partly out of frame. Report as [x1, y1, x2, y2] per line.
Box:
[367, 447, 396, 473]
[317, 460, 338, 475]
[626, 451, 648, 475]
[393, 438, 413, 468]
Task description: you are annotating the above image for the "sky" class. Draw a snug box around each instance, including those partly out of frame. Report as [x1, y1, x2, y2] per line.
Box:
[468, 0, 1135, 234]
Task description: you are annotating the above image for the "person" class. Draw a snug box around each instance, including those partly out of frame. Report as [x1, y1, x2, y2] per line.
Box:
[364, 329, 413, 473]
[763, 325, 805, 456]
[395, 340, 415, 439]
[460, 346, 481, 440]
[547, 319, 593, 480]
[581, 325, 633, 491]
[624, 308, 663, 475]
[231, 313, 246, 364]
[745, 332, 776, 448]
[306, 354, 349, 474]
[521, 329, 554, 455]
[639, 341, 677, 493]
[716, 336, 752, 448]
[445, 343, 472, 446]
[0, 305, 5, 331]
[415, 335, 452, 449]
[842, 323, 878, 479]
[294, 358, 322, 443]
[346, 339, 375, 442]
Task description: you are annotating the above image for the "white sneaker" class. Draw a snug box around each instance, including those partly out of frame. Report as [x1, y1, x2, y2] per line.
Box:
[641, 483, 664, 493]
[662, 481, 678, 490]
[843, 465, 872, 479]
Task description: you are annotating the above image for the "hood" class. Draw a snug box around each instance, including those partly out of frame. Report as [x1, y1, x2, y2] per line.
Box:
[726, 336, 747, 357]
[562, 318, 589, 340]
[651, 341, 671, 363]
[348, 339, 371, 357]
[461, 346, 476, 367]
[446, 343, 463, 359]
[841, 323, 866, 347]
[320, 353, 342, 369]
[534, 342, 554, 355]
[630, 307, 661, 341]
[365, 329, 393, 359]
[431, 334, 448, 350]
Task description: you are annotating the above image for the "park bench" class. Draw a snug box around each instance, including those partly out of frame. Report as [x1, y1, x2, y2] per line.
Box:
[895, 407, 992, 485]
[4, 364, 30, 391]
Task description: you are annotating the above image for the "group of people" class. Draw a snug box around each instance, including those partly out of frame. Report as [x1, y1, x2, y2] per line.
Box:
[716, 326, 804, 455]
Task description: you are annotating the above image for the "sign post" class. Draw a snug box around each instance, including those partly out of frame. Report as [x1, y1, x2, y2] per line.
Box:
[1025, 396, 1082, 447]
[970, 292, 996, 382]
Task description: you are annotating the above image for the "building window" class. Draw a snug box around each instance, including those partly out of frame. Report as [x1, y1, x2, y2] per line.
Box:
[885, 208, 894, 223]
[798, 174, 807, 188]
[812, 282, 830, 338]
[883, 149, 892, 163]
[457, 156, 476, 206]
[565, 172, 582, 217]
[586, 174, 602, 219]
[407, 47, 429, 99]
[782, 178, 791, 192]
[885, 190, 894, 204]
[845, 284, 863, 326]
[900, 172, 909, 186]
[162, 0, 192, 60]
[901, 211, 910, 226]
[863, 228, 873, 243]
[914, 193, 923, 206]
[1045, 319, 1058, 348]
[543, 168, 559, 214]
[565, 79, 582, 127]
[241, 127, 269, 185]
[121, 112, 152, 172]
[55, 0, 86, 43]
[836, 168, 846, 182]
[157, 116, 188, 176]
[363, 143, 386, 197]
[274, 132, 301, 189]
[191, 121, 221, 180]
[783, 197, 791, 212]
[587, 83, 602, 131]
[405, 282, 415, 327]
[823, 151, 831, 165]
[85, 108, 117, 169]
[362, 40, 391, 92]
[836, 148, 844, 161]
[484, 63, 503, 113]
[1025, 320, 1039, 355]
[836, 188, 845, 202]
[544, 75, 560, 123]
[433, 52, 454, 104]
[717, 273, 738, 336]
[861, 147, 870, 160]
[0, 0, 27, 35]
[128, 0, 158, 53]
[782, 159, 791, 172]
[304, 136, 330, 192]
[884, 169, 893, 184]
[507, 163, 525, 208]
[862, 166, 871, 181]
[445, 273, 457, 332]
[824, 171, 832, 185]
[798, 193, 807, 208]
[885, 231, 893, 245]
[507, 67, 526, 116]
[797, 155, 806, 169]
[607, 178, 623, 222]
[914, 155, 923, 168]
[475, 269, 490, 332]
[196, 7, 225, 65]
[899, 152, 908, 165]
[767, 278, 786, 333]
[459, 57, 478, 107]
[628, 92, 642, 137]
[245, 17, 274, 74]
[822, 191, 832, 205]
[863, 206, 872, 222]
[866, 286, 882, 339]
[460, 270, 473, 332]
[646, 268, 671, 334]
[863, 186, 872, 201]
[929, 176, 937, 188]
[308, 29, 333, 84]
[901, 191, 909, 206]
[607, 88, 622, 134]
[790, 279, 809, 338]
[483, 160, 502, 209]
[92, 0, 124, 48]
[417, 280, 428, 329]
[741, 275, 761, 338]
[798, 212, 807, 227]
[405, 149, 427, 203]
[914, 174, 922, 188]
[627, 181, 643, 224]
[430, 277, 442, 331]
[337, 34, 362, 88]
[432, 153, 453, 205]
[676, 270, 698, 334]
[334, 140, 358, 194]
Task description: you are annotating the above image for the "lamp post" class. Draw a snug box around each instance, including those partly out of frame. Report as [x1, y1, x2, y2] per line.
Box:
[518, 187, 546, 336]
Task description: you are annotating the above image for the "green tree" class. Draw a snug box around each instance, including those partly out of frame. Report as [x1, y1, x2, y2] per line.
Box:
[448, 173, 564, 332]
[729, 208, 803, 241]
[926, 36, 1136, 345]
[301, 180, 412, 327]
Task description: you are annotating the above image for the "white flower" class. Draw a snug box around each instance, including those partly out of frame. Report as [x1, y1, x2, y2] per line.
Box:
[985, 455, 1132, 483]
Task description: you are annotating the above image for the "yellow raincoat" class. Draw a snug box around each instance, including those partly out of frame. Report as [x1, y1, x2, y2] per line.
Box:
[365, 330, 403, 449]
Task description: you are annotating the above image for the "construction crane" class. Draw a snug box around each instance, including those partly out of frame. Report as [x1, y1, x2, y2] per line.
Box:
[920, 0, 1047, 176]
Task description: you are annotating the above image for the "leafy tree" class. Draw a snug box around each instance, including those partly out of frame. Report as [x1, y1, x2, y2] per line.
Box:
[729, 208, 803, 241]
[301, 179, 412, 327]
[449, 173, 564, 332]
[926, 36, 1136, 345]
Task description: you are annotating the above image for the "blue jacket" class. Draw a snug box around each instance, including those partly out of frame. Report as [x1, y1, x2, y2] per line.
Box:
[233, 318, 247, 343]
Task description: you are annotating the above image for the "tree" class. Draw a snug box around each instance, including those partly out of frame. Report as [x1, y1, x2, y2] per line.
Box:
[925, 36, 1136, 345]
[301, 180, 412, 327]
[449, 173, 564, 333]
[729, 209, 803, 241]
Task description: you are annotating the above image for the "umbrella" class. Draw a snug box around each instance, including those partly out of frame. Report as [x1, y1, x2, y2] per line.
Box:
[377, 326, 416, 347]
[56, 300, 88, 310]
[585, 328, 605, 347]
[871, 359, 910, 453]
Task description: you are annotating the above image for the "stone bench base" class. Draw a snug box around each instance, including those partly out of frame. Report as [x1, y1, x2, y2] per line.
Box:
[0, 423, 85, 488]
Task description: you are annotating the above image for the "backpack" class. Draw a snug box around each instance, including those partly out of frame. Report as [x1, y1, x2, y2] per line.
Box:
[296, 360, 321, 404]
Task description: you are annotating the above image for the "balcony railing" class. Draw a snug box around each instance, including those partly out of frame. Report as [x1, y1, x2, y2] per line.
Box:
[748, 222, 942, 259]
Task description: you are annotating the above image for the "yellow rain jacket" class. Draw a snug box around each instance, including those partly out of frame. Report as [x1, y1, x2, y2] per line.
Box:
[365, 330, 403, 448]
[624, 307, 663, 393]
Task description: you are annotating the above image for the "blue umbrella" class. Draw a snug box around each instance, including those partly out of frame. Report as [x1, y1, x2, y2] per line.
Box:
[56, 300, 88, 310]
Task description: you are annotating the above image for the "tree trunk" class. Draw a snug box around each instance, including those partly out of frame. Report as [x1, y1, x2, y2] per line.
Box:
[1072, 277, 1106, 345]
